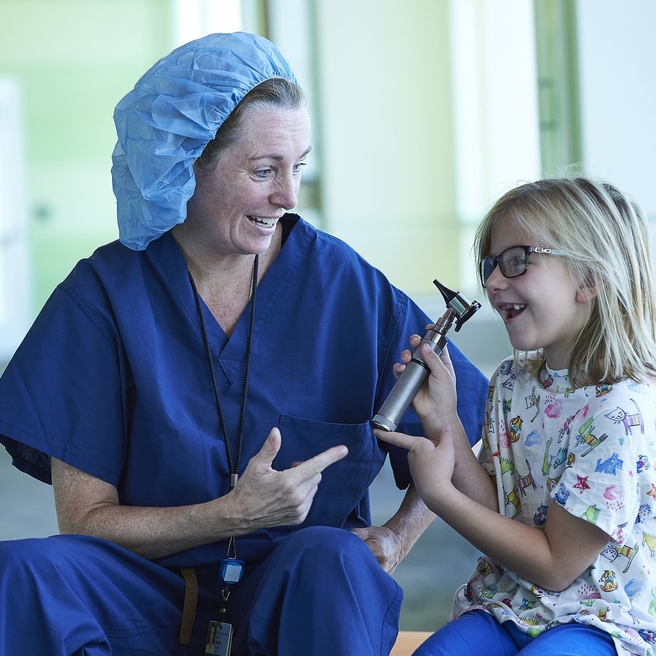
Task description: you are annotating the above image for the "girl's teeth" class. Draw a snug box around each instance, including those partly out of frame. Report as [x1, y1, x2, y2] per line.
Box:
[501, 303, 526, 319]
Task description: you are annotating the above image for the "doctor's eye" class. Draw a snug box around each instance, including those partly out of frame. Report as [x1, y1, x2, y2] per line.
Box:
[253, 167, 274, 179]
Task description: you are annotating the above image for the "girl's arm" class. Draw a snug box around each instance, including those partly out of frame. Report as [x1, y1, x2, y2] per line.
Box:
[376, 425, 610, 592]
[376, 341, 610, 591]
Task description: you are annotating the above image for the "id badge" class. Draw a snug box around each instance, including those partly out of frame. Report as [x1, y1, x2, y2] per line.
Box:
[205, 620, 233, 656]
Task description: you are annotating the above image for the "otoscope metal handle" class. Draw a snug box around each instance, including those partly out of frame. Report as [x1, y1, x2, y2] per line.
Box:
[371, 310, 455, 432]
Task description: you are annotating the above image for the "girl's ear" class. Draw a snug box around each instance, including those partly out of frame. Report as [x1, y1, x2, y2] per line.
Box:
[576, 269, 597, 303]
[576, 284, 597, 303]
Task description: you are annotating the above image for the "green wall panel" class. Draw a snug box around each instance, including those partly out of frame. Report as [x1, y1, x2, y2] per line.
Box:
[0, 0, 173, 312]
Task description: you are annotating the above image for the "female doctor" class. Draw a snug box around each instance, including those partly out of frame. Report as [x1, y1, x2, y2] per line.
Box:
[0, 32, 488, 655]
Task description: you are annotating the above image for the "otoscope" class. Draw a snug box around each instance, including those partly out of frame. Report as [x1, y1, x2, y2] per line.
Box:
[371, 279, 481, 432]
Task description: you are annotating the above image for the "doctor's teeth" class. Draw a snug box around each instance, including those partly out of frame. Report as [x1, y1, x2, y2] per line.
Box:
[251, 216, 274, 226]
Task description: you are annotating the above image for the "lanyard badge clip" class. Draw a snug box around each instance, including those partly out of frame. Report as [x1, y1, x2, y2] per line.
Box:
[220, 537, 245, 586]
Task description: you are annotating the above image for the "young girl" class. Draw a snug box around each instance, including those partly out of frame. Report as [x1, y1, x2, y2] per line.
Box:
[376, 178, 656, 655]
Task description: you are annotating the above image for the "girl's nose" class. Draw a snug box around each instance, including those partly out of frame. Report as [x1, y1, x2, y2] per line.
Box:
[485, 264, 507, 290]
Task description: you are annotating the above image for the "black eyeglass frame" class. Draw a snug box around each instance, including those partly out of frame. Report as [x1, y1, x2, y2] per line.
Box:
[479, 245, 564, 288]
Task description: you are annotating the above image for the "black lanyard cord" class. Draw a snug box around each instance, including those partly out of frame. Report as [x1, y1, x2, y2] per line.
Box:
[188, 255, 259, 488]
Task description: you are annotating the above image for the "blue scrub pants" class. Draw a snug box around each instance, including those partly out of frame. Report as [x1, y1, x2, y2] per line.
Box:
[413, 610, 617, 656]
[0, 526, 402, 655]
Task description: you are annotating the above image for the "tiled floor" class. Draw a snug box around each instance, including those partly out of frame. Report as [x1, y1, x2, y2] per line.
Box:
[370, 461, 482, 631]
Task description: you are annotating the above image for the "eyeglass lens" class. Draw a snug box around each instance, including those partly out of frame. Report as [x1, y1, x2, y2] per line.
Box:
[480, 246, 530, 286]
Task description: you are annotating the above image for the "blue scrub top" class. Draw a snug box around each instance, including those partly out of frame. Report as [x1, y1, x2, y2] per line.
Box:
[0, 215, 488, 566]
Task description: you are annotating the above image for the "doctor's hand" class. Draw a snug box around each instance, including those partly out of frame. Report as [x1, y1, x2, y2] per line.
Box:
[227, 427, 348, 532]
[350, 524, 404, 574]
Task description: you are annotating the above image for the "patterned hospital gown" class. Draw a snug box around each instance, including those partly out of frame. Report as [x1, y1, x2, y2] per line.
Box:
[451, 357, 656, 655]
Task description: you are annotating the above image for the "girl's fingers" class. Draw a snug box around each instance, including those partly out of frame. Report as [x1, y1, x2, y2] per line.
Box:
[373, 429, 419, 451]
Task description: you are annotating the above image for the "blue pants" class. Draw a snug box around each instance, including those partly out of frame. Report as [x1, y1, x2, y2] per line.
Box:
[0, 526, 402, 655]
[414, 610, 617, 656]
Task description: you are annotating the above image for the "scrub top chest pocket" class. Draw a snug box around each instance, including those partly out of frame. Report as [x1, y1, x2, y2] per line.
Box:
[276, 415, 383, 528]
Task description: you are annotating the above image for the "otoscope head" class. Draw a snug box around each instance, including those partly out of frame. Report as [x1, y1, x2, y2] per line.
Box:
[432, 279, 481, 332]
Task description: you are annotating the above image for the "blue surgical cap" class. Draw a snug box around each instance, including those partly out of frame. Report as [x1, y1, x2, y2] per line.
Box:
[111, 32, 298, 251]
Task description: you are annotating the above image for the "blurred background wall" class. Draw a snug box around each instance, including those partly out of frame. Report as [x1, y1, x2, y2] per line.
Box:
[1, 0, 655, 360]
[0, 0, 654, 633]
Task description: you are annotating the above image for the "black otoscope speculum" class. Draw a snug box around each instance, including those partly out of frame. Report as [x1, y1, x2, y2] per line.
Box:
[371, 279, 481, 432]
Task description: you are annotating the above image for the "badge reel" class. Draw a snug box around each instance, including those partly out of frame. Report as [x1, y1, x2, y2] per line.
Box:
[220, 556, 245, 586]
[205, 538, 245, 656]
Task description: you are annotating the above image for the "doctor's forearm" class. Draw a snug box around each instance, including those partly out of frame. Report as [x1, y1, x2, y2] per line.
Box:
[52, 458, 281, 560]
[382, 483, 436, 559]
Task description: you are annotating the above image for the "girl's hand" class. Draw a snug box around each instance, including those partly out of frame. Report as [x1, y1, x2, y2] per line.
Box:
[374, 426, 456, 506]
[395, 331, 459, 434]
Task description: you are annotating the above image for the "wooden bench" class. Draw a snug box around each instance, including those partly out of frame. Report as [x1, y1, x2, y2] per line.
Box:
[390, 631, 432, 655]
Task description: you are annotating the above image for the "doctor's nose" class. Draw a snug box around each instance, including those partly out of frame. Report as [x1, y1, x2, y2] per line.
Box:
[271, 175, 299, 211]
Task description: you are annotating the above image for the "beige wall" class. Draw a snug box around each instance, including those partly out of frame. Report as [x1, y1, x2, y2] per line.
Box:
[0, 0, 541, 321]
[0, 0, 462, 313]
[314, 0, 458, 299]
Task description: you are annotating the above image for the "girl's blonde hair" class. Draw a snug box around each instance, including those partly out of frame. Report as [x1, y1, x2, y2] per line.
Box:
[475, 177, 656, 388]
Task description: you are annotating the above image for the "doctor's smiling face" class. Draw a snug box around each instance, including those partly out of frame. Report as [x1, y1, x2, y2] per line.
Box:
[181, 104, 311, 259]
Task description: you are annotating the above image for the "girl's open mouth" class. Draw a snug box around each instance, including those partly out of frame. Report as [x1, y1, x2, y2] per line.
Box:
[498, 303, 527, 320]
